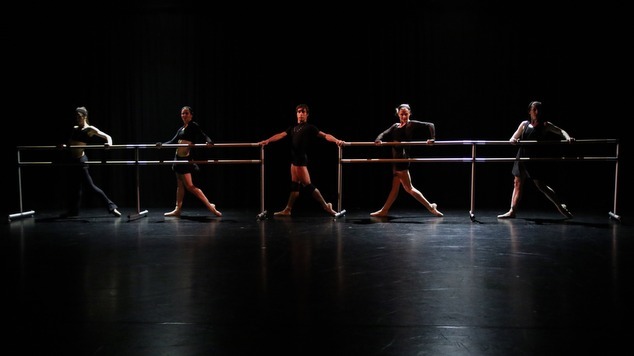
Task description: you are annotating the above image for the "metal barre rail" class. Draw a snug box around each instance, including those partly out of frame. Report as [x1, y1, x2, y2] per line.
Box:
[20, 160, 263, 165]
[343, 139, 618, 146]
[341, 157, 619, 163]
[11, 139, 621, 222]
[16, 143, 263, 164]
[12, 142, 266, 221]
[16, 139, 618, 150]
[16, 142, 261, 149]
[336, 139, 621, 221]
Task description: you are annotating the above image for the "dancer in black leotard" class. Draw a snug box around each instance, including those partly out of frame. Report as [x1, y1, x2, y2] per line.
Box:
[60, 106, 120, 218]
[498, 101, 575, 219]
[162, 106, 222, 217]
[258, 103, 345, 217]
[370, 103, 443, 217]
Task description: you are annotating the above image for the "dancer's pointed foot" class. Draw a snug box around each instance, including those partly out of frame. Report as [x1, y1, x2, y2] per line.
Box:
[557, 204, 573, 219]
[497, 210, 516, 219]
[208, 203, 222, 217]
[274, 208, 291, 216]
[370, 209, 388, 217]
[164, 208, 181, 217]
[429, 203, 444, 217]
[111, 208, 122, 217]
[324, 202, 337, 216]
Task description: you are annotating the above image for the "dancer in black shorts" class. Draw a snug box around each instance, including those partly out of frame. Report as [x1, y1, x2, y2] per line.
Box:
[498, 101, 574, 219]
[259, 103, 345, 217]
[162, 106, 221, 217]
[371, 103, 443, 217]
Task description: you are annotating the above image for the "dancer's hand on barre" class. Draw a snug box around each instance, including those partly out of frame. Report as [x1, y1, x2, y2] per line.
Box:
[426, 138, 435, 145]
[374, 140, 382, 146]
[155, 142, 162, 148]
[57, 144, 67, 149]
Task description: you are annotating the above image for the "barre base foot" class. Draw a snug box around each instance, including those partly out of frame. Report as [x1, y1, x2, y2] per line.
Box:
[334, 209, 346, 218]
[609, 211, 621, 222]
[8, 210, 36, 222]
[128, 210, 149, 221]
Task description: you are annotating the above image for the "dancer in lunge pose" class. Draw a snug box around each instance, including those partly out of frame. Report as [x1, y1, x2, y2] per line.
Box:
[59, 106, 121, 218]
[370, 103, 443, 217]
[498, 100, 574, 219]
[162, 106, 222, 218]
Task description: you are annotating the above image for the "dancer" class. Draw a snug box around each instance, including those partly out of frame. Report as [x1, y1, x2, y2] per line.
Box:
[371, 103, 443, 217]
[60, 106, 121, 218]
[162, 106, 222, 217]
[258, 103, 345, 217]
[498, 100, 574, 219]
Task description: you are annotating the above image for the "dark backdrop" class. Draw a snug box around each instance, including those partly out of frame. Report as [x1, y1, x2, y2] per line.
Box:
[5, 2, 631, 217]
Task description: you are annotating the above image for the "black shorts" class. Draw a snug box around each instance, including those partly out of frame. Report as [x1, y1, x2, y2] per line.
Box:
[172, 156, 199, 174]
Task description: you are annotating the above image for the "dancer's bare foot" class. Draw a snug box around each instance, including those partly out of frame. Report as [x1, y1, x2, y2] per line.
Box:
[324, 202, 337, 216]
[274, 208, 291, 216]
[370, 209, 388, 217]
[164, 208, 181, 217]
[208, 203, 222, 217]
[497, 210, 516, 219]
[429, 203, 444, 217]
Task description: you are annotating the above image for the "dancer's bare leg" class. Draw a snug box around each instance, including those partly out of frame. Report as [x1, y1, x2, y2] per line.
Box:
[165, 175, 185, 217]
[310, 188, 337, 216]
[498, 175, 523, 218]
[182, 173, 222, 217]
[534, 179, 572, 218]
[275, 191, 298, 216]
[371, 174, 400, 217]
[399, 170, 443, 217]
[274, 165, 305, 216]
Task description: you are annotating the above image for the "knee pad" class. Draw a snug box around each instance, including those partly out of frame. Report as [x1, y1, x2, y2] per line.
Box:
[290, 182, 301, 192]
[303, 183, 316, 194]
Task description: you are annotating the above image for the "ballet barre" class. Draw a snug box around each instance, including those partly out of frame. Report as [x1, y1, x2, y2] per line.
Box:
[337, 139, 620, 221]
[11, 139, 621, 222]
[11, 143, 266, 221]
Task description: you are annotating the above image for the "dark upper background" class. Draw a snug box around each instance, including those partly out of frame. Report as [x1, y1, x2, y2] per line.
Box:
[4, 1, 631, 216]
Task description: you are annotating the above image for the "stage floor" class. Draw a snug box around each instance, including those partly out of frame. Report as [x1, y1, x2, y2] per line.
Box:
[4, 207, 632, 355]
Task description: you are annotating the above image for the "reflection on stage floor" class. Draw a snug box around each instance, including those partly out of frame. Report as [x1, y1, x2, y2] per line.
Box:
[4, 208, 632, 355]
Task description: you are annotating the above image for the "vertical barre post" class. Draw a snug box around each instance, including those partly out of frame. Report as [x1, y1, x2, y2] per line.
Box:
[135, 147, 141, 213]
[469, 143, 476, 221]
[610, 142, 620, 220]
[127, 146, 148, 221]
[336, 146, 340, 212]
[260, 146, 265, 214]
[9, 148, 35, 222]
[256, 145, 268, 220]
[17, 149, 25, 213]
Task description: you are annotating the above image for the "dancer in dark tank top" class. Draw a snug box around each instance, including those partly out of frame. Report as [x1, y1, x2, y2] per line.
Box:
[162, 106, 222, 218]
[370, 103, 443, 218]
[259, 104, 345, 217]
[497, 101, 575, 219]
[59, 106, 120, 218]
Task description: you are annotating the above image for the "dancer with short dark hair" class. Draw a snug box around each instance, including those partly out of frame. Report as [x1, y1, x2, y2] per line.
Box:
[258, 104, 345, 217]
